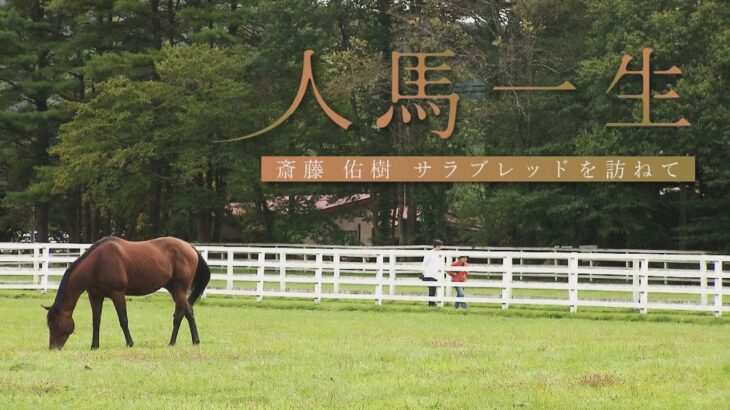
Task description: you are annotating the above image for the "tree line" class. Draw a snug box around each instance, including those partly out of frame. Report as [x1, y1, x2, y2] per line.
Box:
[0, 0, 728, 251]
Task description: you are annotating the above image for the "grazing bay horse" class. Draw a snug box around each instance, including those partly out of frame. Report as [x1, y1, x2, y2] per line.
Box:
[44, 236, 211, 350]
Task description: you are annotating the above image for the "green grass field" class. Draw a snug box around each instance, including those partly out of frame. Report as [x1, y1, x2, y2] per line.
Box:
[1, 290, 729, 409]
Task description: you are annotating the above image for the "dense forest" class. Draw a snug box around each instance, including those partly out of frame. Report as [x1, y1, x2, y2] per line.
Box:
[0, 0, 728, 251]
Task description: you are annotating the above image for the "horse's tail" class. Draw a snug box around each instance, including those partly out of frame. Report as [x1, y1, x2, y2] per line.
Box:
[188, 250, 211, 306]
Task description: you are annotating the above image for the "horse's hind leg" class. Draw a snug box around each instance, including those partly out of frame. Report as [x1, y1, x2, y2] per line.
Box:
[110, 292, 134, 347]
[89, 294, 103, 350]
[169, 305, 184, 346]
[185, 308, 200, 345]
[169, 286, 200, 346]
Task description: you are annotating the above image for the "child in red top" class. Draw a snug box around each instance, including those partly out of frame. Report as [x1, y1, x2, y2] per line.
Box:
[447, 256, 468, 309]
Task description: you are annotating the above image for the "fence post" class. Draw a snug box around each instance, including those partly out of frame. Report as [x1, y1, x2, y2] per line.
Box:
[256, 252, 265, 302]
[375, 254, 383, 305]
[41, 245, 49, 294]
[437, 253, 445, 308]
[639, 259, 649, 314]
[700, 260, 708, 305]
[388, 252, 396, 297]
[314, 253, 322, 304]
[226, 250, 234, 291]
[333, 252, 340, 295]
[279, 251, 286, 292]
[569, 254, 578, 313]
[632, 260, 640, 304]
[502, 256, 512, 310]
[588, 259, 593, 283]
[714, 261, 723, 318]
[33, 246, 40, 286]
[445, 255, 454, 308]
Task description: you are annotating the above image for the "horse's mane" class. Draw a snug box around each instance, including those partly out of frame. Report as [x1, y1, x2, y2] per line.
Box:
[50, 236, 117, 312]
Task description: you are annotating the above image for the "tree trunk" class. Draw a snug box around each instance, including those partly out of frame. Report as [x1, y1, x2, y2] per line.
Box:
[167, 0, 176, 44]
[34, 203, 49, 243]
[102, 214, 111, 238]
[89, 204, 99, 242]
[148, 181, 162, 238]
[406, 184, 417, 244]
[213, 169, 226, 242]
[397, 183, 406, 245]
[212, 208, 223, 242]
[253, 181, 273, 241]
[69, 191, 82, 243]
[196, 214, 211, 243]
[82, 201, 91, 242]
[227, 0, 238, 35]
[151, 0, 161, 48]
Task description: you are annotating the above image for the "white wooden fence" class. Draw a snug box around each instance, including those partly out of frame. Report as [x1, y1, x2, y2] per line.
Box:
[0, 242, 728, 317]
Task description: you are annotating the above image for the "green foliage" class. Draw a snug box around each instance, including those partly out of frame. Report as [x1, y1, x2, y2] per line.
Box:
[0, 0, 727, 249]
[451, 0, 730, 251]
[50, 45, 252, 239]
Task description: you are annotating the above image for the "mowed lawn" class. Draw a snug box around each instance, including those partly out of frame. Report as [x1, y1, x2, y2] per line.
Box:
[1, 291, 729, 409]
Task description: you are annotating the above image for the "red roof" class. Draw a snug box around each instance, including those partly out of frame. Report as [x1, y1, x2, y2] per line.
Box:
[315, 194, 370, 210]
[226, 194, 371, 216]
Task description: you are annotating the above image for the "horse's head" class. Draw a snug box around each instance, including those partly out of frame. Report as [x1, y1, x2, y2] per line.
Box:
[44, 305, 74, 350]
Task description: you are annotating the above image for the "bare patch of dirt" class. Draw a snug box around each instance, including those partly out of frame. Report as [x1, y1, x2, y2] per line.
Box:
[576, 373, 622, 388]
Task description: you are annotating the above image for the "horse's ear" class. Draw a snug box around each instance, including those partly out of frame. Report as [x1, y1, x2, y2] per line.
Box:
[42, 304, 52, 311]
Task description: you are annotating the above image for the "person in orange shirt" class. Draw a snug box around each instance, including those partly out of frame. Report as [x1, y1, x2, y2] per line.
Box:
[447, 256, 468, 309]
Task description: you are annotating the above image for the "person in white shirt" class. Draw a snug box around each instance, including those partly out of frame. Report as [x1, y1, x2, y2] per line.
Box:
[420, 240, 444, 306]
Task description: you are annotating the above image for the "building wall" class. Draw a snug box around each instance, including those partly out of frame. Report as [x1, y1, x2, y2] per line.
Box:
[334, 215, 373, 245]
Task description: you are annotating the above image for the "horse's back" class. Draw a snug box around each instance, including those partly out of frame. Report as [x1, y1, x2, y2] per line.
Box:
[146, 237, 199, 277]
[89, 237, 198, 296]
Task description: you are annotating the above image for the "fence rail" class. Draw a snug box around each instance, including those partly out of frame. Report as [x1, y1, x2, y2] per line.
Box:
[0, 242, 728, 317]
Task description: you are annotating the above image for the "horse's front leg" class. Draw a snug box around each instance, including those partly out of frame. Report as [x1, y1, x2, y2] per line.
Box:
[89, 294, 103, 350]
[110, 292, 134, 347]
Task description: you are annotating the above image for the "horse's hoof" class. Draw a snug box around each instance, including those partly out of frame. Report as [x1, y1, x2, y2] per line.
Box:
[192, 340, 200, 345]
[91, 345, 99, 350]
[126, 343, 134, 348]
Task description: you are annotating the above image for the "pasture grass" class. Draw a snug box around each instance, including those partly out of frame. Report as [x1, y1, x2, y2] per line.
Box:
[0, 290, 729, 409]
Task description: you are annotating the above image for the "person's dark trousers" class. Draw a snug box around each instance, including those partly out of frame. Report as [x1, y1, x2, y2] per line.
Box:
[422, 277, 437, 306]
